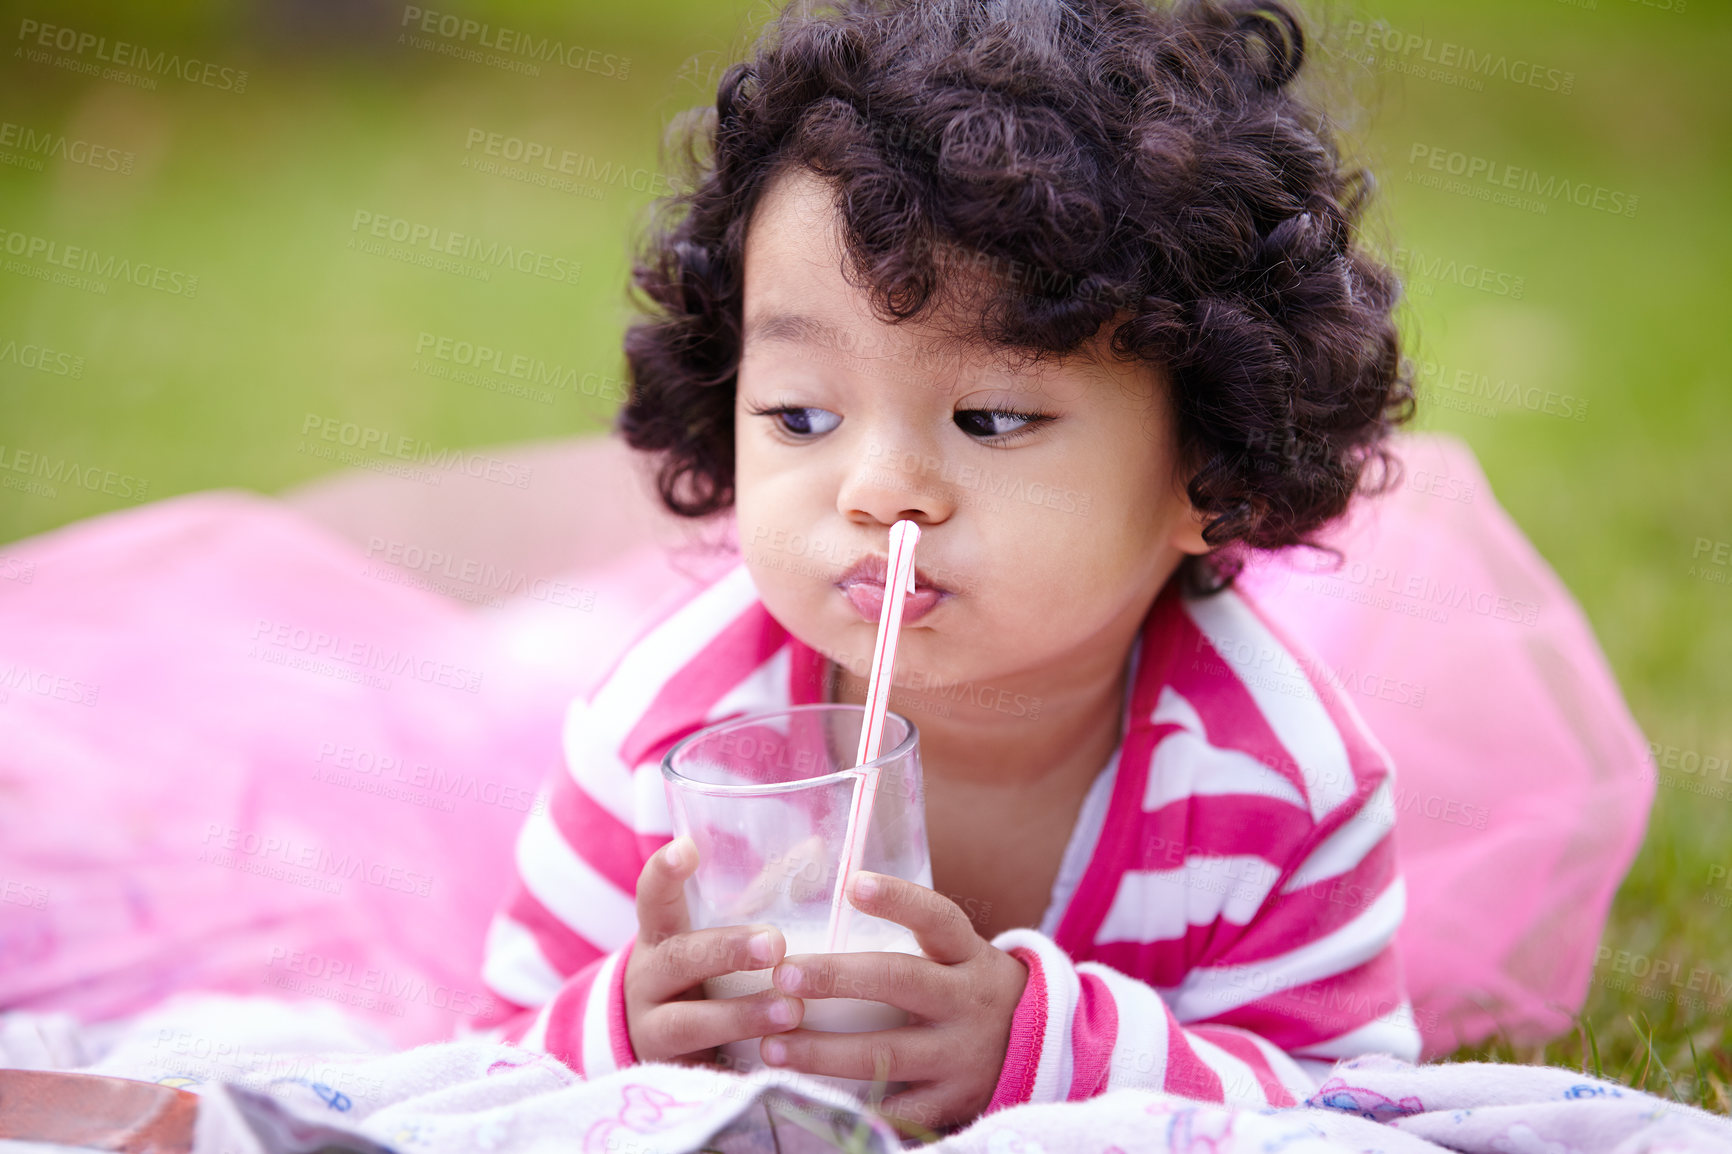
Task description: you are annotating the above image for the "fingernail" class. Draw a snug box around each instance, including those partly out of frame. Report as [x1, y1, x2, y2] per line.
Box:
[762, 1037, 787, 1065]
[774, 965, 802, 994]
[748, 931, 775, 966]
[851, 872, 879, 901]
[664, 840, 689, 870]
[768, 997, 797, 1028]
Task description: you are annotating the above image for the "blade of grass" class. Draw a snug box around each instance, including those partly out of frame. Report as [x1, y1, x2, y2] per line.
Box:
[1688, 1034, 1712, 1109]
[1625, 1015, 1653, 1091]
[1584, 1014, 1604, 1080]
[765, 1093, 873, 1154]
[1629, 1012, 1685, 1102]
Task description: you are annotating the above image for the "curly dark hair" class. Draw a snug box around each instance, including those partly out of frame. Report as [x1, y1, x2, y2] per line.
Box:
[617, 0, 1414, 592]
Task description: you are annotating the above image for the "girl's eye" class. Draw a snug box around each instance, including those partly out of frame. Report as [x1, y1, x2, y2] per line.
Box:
[750, 405, 841, 436]
[954, 409, 1051, 440]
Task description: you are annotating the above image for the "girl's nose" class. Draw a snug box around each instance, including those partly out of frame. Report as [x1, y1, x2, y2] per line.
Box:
[835, 435, 956, 528]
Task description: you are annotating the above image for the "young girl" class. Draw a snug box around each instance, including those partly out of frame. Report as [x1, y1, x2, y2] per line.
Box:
[476, 0, 1419, 1131]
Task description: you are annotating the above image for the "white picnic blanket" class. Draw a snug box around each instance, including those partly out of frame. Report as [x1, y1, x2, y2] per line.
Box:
[2, 994, 1727, 1153]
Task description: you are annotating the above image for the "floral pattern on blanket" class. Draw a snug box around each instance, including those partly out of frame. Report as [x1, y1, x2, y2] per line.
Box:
[586, 1085, 714, 1154]
[1306, 1077, 1425, 1121]
[3, 993, 1731, 1154]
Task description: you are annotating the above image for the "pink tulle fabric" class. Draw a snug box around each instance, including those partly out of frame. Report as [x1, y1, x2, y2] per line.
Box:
[0, 432, 1651, 1056]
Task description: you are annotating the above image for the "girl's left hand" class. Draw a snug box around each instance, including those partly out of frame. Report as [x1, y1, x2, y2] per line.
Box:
[761, 871, 1028, 1132]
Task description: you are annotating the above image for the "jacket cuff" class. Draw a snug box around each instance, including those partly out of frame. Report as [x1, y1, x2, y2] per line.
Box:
[608, 937, 638, 1069]
[985, 927, 1080, 1111]
[537, 940, 637, 1077]
[986, 943, 1046, 1113]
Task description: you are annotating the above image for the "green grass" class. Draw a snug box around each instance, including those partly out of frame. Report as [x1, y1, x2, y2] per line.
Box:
[2, 0, 1728, 1111]
[1331, 0, 1732, 1108]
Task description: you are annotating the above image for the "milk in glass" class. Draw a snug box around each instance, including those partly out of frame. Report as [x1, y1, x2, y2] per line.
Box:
[704, 917, 922, 1097]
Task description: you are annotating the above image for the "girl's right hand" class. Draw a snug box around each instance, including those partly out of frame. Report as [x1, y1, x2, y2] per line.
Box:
[623, 837, 806, 1066]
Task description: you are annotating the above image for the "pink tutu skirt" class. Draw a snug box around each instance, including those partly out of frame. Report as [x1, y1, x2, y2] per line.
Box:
[0, 433, 1651, 1056]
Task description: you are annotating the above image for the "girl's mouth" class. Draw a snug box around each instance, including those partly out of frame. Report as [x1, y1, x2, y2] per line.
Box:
[834, 555, 950, 624]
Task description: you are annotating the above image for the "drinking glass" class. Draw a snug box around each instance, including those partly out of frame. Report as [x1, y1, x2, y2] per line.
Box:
[661, 704, 931, 1094]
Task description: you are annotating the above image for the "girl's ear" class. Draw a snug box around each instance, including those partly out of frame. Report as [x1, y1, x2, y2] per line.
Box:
[1169, 500, 1212, 557]
[1162, 463, 1212, 556]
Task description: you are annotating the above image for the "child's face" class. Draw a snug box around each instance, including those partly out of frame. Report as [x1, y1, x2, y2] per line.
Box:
[734, 166, 1208, 695]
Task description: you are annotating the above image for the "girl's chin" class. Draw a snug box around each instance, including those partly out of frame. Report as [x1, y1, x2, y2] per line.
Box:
[771, 588, 958, 675]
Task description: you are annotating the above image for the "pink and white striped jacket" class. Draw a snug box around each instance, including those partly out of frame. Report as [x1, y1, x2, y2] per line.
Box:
[476, 560, 1421, 1110]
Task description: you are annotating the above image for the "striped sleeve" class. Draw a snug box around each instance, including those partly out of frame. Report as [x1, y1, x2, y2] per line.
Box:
[985, 586, 1421, 1111]
[1155, 784, 1420, 1068]
[1168, 590, 1422, 1068]
[465, 740, 646, 1075]
[470, 563, 793, 1075]
[986, 929, 1318, 1110]
[985, 802, 1416, 1110]
[985, 799, 1418, 1111]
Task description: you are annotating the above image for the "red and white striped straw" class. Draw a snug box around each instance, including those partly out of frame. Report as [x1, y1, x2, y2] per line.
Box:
[825, 519, 920, 952]
[854, 519, 921, 767]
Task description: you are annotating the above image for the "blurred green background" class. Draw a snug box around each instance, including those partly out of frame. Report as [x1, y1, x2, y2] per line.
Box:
[2, 0, 1728, 1106]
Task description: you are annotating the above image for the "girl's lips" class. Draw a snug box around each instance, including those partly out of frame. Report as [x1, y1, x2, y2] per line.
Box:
[837, 579, 947, 624]
[833, 552, 952, 623]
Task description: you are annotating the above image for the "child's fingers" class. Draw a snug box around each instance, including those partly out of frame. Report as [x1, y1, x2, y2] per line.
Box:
[724, 833, 834, 920]
[722, 858, 787, 921]
[876, 1086, 962, 1137]
[758, 1024, 944, 1085]
[784, 833, 835, 903]
[772, 950, 952, 1020]
[847, 872, 978, 965]
[637, 923, 787, 1005]
[647, 986, 803, 1061]
[634, 837, 698, 947]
